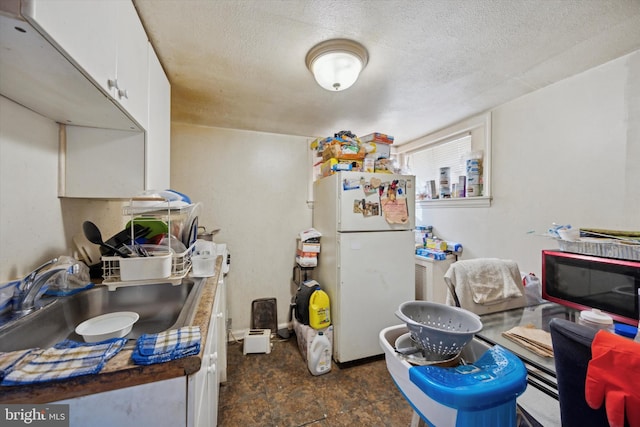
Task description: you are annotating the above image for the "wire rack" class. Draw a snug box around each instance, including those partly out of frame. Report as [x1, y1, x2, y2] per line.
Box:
[557, 239, 640, 261]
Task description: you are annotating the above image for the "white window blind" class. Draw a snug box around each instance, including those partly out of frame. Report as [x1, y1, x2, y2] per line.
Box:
[408, 134, 472, 194]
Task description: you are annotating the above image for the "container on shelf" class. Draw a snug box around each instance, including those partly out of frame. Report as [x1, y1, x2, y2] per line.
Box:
[439, 167, 451, 198]
[465, 152, 483, 197]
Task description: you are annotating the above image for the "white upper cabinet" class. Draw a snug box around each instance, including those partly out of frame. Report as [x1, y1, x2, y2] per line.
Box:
[0, 12, 135, 131]
[21, 0, 117, 99]
[21, 0, 149, 129]
[0, 0, 170, 198]
[146, 44, 171, 191]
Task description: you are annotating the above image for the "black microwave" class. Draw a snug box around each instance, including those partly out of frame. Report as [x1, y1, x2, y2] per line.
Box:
[542, 250, 640, 326]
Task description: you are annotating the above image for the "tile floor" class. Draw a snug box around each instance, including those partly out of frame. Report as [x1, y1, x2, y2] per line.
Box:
[218, 335, 415, 427]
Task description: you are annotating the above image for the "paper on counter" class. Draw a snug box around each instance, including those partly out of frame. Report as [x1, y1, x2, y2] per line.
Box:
[502, 324, 554, 358]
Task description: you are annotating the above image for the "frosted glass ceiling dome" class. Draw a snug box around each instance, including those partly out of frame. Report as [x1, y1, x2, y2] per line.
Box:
[305, 39, 369, 92]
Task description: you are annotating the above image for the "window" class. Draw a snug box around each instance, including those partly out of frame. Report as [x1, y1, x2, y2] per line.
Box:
[393, 112, 491, 207]
[407, 134, 472, 198]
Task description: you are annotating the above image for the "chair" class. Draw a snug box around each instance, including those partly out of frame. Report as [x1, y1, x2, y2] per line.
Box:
[549, 318, 610, 427]
[443, 258, 528, 315]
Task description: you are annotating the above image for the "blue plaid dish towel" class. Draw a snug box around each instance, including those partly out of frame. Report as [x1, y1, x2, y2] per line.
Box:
[0, 348, 35, 382]
[132, 326, 201, 365]
[1, 338, 127, 386]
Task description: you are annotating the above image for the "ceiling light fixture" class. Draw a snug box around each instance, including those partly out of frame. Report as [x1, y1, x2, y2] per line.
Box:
[305, 39, 369, 92]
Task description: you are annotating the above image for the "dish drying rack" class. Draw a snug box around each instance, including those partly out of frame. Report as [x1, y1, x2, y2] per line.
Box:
[101, 197, 196, 291]
[556, 228, 640, 262]
[557, 239, 640, 261]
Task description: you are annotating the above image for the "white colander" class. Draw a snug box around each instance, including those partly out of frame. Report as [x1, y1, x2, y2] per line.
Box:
[395, 301, 483, 357]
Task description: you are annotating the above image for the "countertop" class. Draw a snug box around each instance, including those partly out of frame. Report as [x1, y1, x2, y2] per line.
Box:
[0, 257, 223, 404]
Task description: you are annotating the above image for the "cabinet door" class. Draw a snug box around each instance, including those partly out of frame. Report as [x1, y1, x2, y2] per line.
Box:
[114, 0, 149, 129]
[54, 377, 187, 427]
[216, 276, 228, 383]
[415, 256, 455, 304]
[432, 258, 455, 304]
[22, 0, 117, 98]
[23, 0, 148, 129]
[191, 353, 211, 427]
[190, 286, 220, 427]
[146, 44, 171, 190]
[0, 12, 136, 131]
[209, 283, 226, 425]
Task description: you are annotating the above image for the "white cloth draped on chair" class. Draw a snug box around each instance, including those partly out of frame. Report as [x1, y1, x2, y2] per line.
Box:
[444, 258, 528, 315]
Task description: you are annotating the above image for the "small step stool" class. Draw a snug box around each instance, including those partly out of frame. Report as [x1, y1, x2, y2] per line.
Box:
[243, 329, 272, 355]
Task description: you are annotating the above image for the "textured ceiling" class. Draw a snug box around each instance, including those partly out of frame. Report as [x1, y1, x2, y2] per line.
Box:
[134, 0, 640, 145]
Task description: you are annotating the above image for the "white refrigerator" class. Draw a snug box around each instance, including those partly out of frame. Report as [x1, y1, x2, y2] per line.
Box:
[313, 171, 416, 363]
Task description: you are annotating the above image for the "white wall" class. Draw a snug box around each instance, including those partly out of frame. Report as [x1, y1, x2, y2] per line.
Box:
[0, 96, 127, 282]
[170, 124, 313, 334]
[419, 50, 640, 275]
[0, 96, 64, 279]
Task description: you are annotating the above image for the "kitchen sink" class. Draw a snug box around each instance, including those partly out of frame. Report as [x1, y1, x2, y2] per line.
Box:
[0, 278, 205, 352]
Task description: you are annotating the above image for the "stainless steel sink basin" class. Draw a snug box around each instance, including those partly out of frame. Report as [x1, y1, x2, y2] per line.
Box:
[0, 278, 205, 352]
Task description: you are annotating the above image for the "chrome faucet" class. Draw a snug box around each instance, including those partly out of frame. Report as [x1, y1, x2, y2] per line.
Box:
[12, 258, 67, 314]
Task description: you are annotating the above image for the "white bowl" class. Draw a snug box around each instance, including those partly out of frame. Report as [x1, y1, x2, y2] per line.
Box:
[75, 311, 139, 342]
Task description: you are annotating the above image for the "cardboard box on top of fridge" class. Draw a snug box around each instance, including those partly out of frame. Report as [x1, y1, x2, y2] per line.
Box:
[365, 142, 391, 160]
[293, 317, 333, 362]
[322, 143, 366, 161]
[374, 158, 394, 173]
[360, 132, 394, 144]
[363, 156, 375, 173]
[321, 158, 363, 177]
